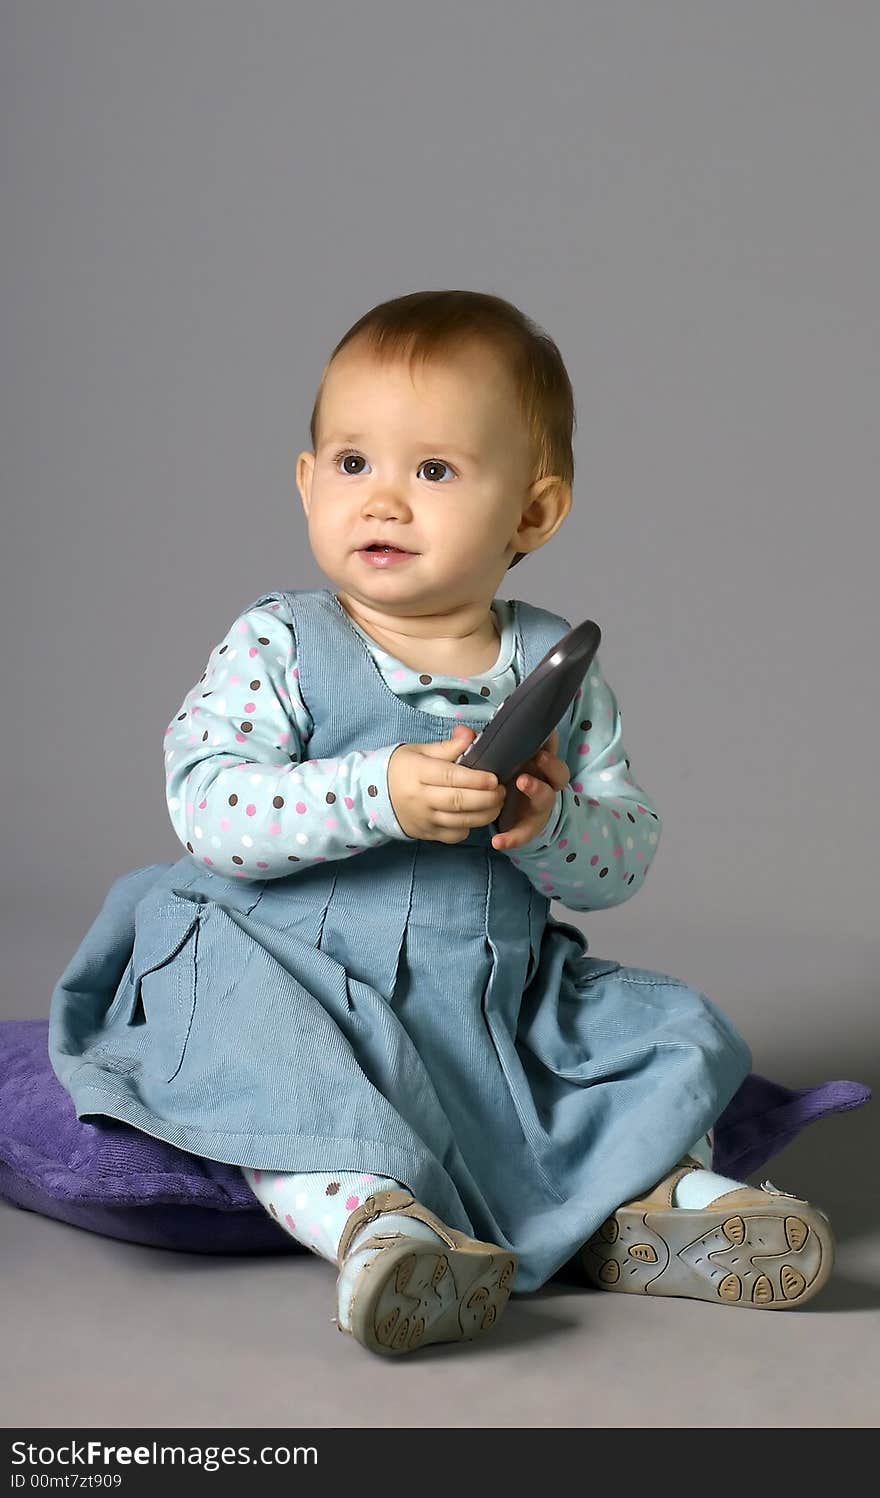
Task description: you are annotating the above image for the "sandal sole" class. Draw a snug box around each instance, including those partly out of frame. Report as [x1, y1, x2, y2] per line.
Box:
[581, 1199, 834, 1308]
[345, 1238, 517, 1355]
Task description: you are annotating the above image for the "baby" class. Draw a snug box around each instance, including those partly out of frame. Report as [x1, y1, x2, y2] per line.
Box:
[49, 289, 834, 1355]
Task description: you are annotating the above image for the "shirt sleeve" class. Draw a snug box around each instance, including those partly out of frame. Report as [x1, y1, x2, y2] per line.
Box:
[506, 649, 663, 911]
[163, 596, 412, 880]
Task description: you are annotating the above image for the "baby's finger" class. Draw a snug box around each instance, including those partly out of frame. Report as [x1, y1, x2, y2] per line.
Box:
[532, 750, 570, 790]
[515, 772, 557, 807]
[520, 728, 560, 776]
[535, 728, 563, 765]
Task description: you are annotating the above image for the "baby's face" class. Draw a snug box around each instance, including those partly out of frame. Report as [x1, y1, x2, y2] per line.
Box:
[296, 341, 538, 613]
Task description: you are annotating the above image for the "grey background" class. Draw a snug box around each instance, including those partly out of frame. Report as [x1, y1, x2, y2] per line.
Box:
[2, 0, 877, 1429]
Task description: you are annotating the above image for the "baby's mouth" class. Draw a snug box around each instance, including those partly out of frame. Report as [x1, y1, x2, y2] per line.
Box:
[359, 544, 417, 554]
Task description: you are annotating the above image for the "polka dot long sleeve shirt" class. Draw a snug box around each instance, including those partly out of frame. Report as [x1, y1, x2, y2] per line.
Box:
[164, 594, 662, 911]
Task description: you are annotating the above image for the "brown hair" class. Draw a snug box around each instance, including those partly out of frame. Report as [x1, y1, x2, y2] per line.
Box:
[308, 289, 576, 569]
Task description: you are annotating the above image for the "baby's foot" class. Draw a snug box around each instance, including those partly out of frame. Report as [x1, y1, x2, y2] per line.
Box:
[582, 1163, 834, 1309]
[335, 1188, 516, 1355]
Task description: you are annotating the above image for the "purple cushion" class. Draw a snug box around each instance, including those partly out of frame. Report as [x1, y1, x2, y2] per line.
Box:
[0, 1017, 871, 1255]
[0, 1019, 299, 1254]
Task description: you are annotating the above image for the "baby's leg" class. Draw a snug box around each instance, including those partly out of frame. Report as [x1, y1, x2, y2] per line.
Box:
[241, 1167, 516, 1355]
[670, 1126, 749, 1205]
[685, 1127, 714, 1169]
[241, 1167, 404, 1263]
[672, 1126, 797, 1208]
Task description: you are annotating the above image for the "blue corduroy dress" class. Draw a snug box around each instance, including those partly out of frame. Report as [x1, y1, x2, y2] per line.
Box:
[49, 589, 752, 1290]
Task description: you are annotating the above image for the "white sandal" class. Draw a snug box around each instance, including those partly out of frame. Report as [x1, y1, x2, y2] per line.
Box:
[335, 1188, 517, 1355]
[582, 1157, 835, 1309]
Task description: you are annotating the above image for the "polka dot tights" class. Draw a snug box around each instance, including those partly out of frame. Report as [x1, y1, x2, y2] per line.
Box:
[241, 1167, 407, 1264]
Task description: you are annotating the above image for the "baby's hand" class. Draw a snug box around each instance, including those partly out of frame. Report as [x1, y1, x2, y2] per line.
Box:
[490, 729, 570, 851]
[388, 728, 506, 843]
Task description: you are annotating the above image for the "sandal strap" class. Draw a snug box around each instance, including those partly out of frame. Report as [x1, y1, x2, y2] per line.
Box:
[618, 1153, 706, 1211]
[337, 1186, 480, 1262]
[337, 1187, 508, 1263]
[336, 1189, 414, 1262]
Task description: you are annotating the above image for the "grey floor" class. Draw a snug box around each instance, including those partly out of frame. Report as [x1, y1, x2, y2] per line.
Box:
[2, 904, 878, 1429]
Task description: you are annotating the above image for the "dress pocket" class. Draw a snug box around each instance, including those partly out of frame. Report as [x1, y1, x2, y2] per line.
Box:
[125, 891, 203, 1082]
[570, 954, 622, 984]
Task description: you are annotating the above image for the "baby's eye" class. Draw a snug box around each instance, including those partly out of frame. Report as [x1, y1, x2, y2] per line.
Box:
[336, 452, 368, 475]
[417, 459, 454, 482]
[333, 451, 455, 481]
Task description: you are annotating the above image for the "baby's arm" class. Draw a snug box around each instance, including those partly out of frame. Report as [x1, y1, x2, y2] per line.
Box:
[163, 599, 410, 880]
[503, 651, 663, 911]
